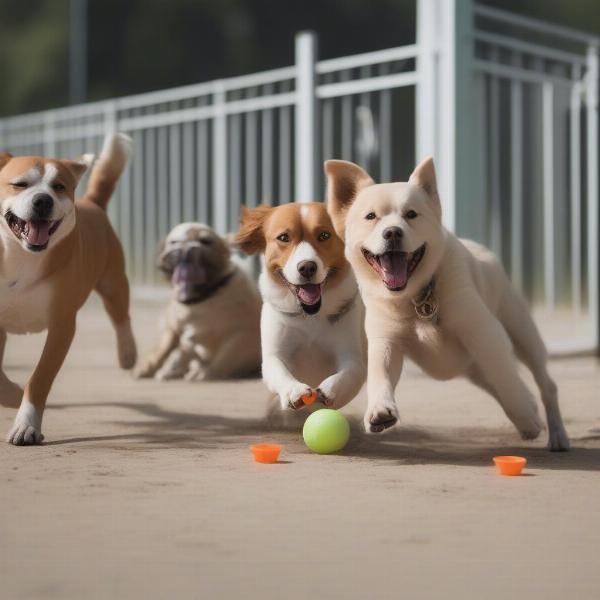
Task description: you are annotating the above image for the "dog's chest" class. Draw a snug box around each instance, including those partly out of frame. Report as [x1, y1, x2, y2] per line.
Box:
[0, 265, 53, 334]
[406, 319, 471, 380]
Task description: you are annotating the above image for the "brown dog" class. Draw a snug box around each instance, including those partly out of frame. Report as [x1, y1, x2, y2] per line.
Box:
[0, 134, 136, 445]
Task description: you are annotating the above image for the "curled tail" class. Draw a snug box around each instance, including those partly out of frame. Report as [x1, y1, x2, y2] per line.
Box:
[86, 133, 132, 210]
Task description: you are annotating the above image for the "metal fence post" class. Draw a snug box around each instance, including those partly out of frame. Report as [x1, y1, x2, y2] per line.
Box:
[213, 81, 228, 233]
[585, 44, 599, 353]
[295, 31, 317, 202]
[416, 0, 438, 163]
[417, 0, 473, 233]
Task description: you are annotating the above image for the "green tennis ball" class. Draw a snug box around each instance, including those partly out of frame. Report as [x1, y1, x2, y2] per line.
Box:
[303, 409, 350, 454]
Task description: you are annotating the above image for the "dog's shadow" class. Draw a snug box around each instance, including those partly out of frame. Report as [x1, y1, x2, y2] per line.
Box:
[47, 399, 600, 472]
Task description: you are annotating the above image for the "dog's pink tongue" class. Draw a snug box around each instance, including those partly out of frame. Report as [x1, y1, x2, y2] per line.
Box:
[25, 221, 51, 246]
[297, 284, 321, 305]
[379, 252, 408, 289]
[172, 263, 206, 301]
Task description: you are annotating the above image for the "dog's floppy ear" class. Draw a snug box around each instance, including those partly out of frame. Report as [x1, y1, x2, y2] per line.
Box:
[0, 152, 13, 171]
[236, 204, 273, 255]
[408, 156, 441, 220]
[325, 160, 374, 240]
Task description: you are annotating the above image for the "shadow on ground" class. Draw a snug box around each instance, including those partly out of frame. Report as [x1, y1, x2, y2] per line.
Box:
[48, 399, 600, 472]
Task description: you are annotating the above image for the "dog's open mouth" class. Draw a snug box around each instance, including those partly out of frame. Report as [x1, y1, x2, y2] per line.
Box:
[292, 283, 322, 315]
[362, 244, 426, 291]
[5, 211, 62, 252]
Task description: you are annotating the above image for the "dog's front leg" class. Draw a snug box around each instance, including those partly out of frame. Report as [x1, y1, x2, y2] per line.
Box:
[262, 354, 312, 411]
[135, 328, 179, 378]
[0, 329, 24, 408]
[7, 317, 76, 445]
[364, 333, 403, 433]
[317, 354, 365, 409]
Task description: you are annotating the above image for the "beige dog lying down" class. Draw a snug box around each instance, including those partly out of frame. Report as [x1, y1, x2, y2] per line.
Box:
[326, 157, 569, 451]
[136, 223, 261, 381]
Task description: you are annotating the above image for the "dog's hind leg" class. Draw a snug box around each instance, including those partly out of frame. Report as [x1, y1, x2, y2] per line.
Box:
[449, 293, 543, 441]
[498, 288, 569, 451]
[95, 244, 137, 370]
[0, 329, 23, 408]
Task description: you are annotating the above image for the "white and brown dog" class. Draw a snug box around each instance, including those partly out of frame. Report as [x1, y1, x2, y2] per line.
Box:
[135, 222, 262, 381]
[0, 134, 136, 445]
[326, 157, 569, 451]
[237, 202, 365, 410]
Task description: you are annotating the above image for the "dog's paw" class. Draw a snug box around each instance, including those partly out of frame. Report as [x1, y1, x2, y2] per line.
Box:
[364, 401, 399, 434]
[548, 424, 570, 452]
[316, 388, 334, 407]
[7, 402, 43, 446]
[510, 402, 543, 441]
[279, 382, 312, 411]
[155, 368, 183, 381]
[116, 322, 137, 370]
[133, 362, 155, 379]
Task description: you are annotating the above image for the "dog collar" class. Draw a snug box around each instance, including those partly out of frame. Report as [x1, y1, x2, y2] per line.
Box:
[327, 291, 358, 324]
[412, 279, 439, 322]
[181, 270, 235, 305]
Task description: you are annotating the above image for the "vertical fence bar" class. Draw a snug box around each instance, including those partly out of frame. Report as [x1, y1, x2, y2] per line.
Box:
[196, 117, 209, 223]
[570, 72, 582, 315]
[213, 82, 228, 233]
[245, 88, 259, 207]
[341, 70, 354, 161]
[489, 48, 502, 258]
[229, 96, 243, 229]
[182, 121, 195, 222]
[144, 128, 157, 284]
[43, 112, 56, 157]
[586, 44, 599, 351]
[279, 81, 292, 203]
[295, 31, 317, 202]
[379, 62, 392, 182]
[168, 122, 181, 229]
[261, 85, 274, 205]
[510, 53, 523, 291]
[542, 81, 556, 311]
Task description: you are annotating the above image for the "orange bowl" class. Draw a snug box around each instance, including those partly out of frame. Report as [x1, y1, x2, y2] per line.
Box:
[302, 390, 318, 406]
[251, 444, 281, 464]
[493, 456, 527, 476]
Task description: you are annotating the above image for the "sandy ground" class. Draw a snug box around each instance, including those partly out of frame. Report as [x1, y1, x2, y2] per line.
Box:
[0, 298, 599, 600]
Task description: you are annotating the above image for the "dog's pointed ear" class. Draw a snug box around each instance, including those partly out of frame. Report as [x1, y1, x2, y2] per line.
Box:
[236, 204, 273, 255]
[409, 156, 441, 219]
[0, 152, 13, 171]
[325, 160, 374, 240]
[63, 154, 95, 186]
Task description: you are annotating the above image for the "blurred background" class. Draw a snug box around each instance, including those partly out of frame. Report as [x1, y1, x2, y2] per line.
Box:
[0, 0, 598, 116]
[0, 0, 598, 354]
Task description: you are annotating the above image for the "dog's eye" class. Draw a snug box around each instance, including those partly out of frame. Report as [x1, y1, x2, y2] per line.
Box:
[317, 231, 331, 242]
[52, 182, 66, 193]
[10, 181, 28, 189]
[276, 233, 290, 243]
[405, 210, 418, 220]
[199, 237, 213, 245]
[365, 212, 376, 220]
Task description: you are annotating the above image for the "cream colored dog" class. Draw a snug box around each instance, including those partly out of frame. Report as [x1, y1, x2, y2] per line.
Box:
[135, 222, 262, 381]
[326, 157, 569, 451]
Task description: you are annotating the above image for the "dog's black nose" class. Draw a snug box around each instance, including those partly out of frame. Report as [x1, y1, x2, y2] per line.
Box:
[297, 260, 317, 279]
[32, 193, 53, 219]
[383, 226, 403, 241]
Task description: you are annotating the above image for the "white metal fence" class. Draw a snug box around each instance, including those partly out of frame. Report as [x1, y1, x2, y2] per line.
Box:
[0, 0, 598, 353]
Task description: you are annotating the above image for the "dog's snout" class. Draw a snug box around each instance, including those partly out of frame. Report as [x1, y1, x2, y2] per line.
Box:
[382, 226, 403, 241]
[297, 260, 317, 280]
[32, 193, 53, 219]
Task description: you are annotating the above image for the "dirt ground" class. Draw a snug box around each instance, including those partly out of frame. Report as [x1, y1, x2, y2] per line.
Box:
[1, 297, 599, 600]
